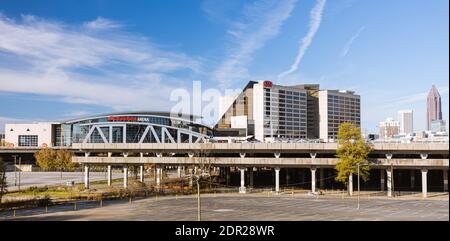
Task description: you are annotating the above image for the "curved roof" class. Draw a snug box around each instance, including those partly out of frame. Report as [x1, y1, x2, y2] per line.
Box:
[61, 111, 206, 126]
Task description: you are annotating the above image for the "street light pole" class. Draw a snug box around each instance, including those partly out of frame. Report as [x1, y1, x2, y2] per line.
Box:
[357, 163, 360, 210]
[13, 155, 17, 187]
[197, 177, 201, 221]
[18, 156, 22, 191]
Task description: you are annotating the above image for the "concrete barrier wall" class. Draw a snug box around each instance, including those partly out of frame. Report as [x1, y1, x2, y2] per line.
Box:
[71, 142, 448, 153]
[72, 156, 449, 169]
[6, 164, 40, 172]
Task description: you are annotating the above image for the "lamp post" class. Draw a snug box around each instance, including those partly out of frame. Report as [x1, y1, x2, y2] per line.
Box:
[187, 171, 209, 221]
[196, 177, 201, 221]
[12, 155, 18, 187]
[357, 163, 360, 210]
[18, 156, 22, 191]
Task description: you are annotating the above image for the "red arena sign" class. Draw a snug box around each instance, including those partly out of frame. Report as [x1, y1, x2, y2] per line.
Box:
[107, 116, 138, 122]
[263, 81, 273, 88]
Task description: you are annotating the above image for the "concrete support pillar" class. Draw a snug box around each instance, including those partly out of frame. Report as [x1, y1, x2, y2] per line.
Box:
[348, 173, 353, 196]
[275, 167, 280, 193]
[319, 168, 324, 189]
[239, 168, 246, 193]
[226, 167, 230, 186]
[410, 170, 415, 189]
[311, 167, 317, 193]
[177, 166, 182, 178]
[107, 165, 112, 186]
[386, 167, 393, 197]
[380, 169, 385, 191]
[421, 168, 428, 198]
[188, 168, 193, 188]
[123, 166, 128, 189]
[156, 167, 162, 188]
[139, 165, 144, 183]
[444, 170, 448, 192]
[249, 168, 254, 188]
[84, 165, 90, 189]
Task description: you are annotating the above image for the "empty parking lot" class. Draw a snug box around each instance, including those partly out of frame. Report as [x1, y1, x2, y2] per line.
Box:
[4, 193, 448, 221]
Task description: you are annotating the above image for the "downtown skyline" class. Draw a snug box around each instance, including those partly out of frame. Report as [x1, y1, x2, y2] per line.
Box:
[0, 0, 448, 133]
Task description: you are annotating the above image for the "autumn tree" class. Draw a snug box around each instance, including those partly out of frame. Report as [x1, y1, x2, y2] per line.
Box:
[335, 122, 372, 191]
[35, 148, 55, 170]
[35, 149, 77, 178]
[55, 149, 77, 172]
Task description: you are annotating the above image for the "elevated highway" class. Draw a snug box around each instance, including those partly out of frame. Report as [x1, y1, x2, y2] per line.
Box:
[71, 142, 448, 198]
[2, 142, 448, 198]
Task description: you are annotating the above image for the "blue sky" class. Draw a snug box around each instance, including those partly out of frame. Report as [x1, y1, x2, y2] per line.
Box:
[0, 0, 448, 133]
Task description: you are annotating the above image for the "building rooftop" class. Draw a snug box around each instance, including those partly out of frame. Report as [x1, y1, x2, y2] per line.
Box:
[61, 111, 203, 124]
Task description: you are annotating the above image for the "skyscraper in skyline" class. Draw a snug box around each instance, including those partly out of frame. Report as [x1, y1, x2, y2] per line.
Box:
[398, 109, 413, 134]
[426, 85, 442, 130]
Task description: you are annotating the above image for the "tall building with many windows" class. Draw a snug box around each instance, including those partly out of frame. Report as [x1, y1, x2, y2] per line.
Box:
[216, 81, 361, 142]
[398, 109, 414, 134]
[318, 90, 361, 141]
[427, 85, 442, 130]
[216, 81, 309, 141]
[253, 81, 308, 140]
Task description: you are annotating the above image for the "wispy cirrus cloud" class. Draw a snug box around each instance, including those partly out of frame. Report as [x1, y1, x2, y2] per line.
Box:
[382, 86, 449, 107]
[213, 0, 297, 88]
[0, 14, 202, 110]
[277, 0, 326, 81]
[83, 17, 123, 30]
[341, 26, 365, 58]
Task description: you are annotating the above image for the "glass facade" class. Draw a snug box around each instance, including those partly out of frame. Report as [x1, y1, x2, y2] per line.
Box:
[326, 94, 361, 139]
[56, 113, 213, 146]
[263, 87, 308, 139]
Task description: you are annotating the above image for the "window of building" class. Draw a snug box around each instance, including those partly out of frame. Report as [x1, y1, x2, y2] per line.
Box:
[18, 135, 38, 147]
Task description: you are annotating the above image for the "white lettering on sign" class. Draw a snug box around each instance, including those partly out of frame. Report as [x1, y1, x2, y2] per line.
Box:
[137, 117, 150, 122]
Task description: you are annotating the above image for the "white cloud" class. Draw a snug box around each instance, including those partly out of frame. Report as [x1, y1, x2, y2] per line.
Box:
[383, 86, 449, 107]
[0, 15, 202, 110]
[84, 17, 123, 30]
[213, 0, 297, 88]
[63, 110, 92, 117]
[277, 0, 326, 81]
[341, 26, 365, 58]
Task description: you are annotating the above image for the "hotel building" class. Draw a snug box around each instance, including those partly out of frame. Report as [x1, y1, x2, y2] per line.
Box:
[216, 80, 360, 142]
[318, 90, 361, 141]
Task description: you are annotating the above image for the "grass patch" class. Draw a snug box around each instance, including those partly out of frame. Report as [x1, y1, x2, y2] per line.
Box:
[4, 186, 81, 199]
[90, 178, 123, 185]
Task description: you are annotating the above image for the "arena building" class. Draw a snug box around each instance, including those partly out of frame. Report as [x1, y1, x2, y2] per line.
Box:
[5, 112, 213, 148]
